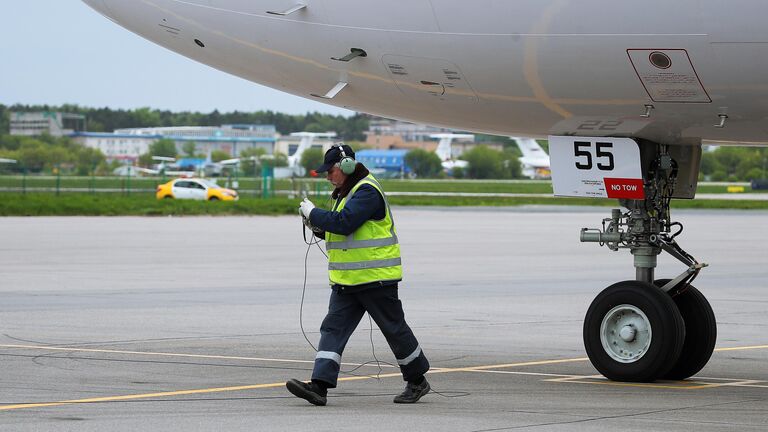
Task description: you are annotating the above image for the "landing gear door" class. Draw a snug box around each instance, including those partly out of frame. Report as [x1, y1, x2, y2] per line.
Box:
[549, 136, 644, 200]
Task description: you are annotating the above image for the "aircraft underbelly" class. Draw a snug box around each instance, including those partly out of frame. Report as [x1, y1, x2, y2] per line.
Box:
[92, 0, 768, 144]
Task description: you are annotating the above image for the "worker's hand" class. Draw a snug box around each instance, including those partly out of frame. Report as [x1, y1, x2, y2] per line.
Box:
[299, 198, 316, 219]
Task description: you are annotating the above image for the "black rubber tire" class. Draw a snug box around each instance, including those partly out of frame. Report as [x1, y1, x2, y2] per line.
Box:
[655, 279, 717, 380]
[163, 196, 173, 199]
[208, 196, 220, 201]
[584, 280, 685, 382]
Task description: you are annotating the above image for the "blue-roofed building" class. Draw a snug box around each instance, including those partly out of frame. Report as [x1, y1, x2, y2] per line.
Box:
[356, 149, 411, 177]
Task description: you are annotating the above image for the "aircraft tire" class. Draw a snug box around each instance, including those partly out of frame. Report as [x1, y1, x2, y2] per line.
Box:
[584, 280, 685, 382]
[209, 196, 220, 201]
[655, 280, 717, 380]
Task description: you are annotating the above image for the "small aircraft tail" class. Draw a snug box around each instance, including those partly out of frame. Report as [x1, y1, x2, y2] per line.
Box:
[288, 132, 337, 169]
[431, 133, 475, 161]
[512, 137, 548, 159]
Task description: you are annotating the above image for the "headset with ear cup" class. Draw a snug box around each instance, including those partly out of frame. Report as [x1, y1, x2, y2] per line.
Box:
[336, 143, 357, 175]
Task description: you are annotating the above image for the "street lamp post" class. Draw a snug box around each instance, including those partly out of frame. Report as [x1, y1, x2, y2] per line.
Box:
[260, 154, 275, 199]
[54, 164, 61, 196]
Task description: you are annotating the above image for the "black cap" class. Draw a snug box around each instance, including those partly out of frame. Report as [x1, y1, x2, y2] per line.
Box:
[316, 144, 355, 173]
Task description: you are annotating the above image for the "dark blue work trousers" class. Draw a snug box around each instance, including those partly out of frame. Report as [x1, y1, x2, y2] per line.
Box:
[311, 285, 430, 388]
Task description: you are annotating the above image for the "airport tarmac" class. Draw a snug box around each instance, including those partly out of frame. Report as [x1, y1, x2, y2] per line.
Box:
[0, 207, 766, 431]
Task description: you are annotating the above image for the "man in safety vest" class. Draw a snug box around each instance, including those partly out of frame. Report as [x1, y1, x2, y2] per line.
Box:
[287, 144, 431, 406]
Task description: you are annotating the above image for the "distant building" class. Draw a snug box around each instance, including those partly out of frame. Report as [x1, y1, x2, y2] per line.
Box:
[274, 135, 336, 158]
[356, 149, 411, 177]
[10, 112, 86, 137]
[365, 117, 451, 143]
[115, 124, 277, 157]
[364, 116, 477, 156]
[72, 124, 277, 162]
[69, 132, 158, 162]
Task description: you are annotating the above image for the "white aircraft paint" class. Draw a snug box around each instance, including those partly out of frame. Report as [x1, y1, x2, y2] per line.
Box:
[81, 0, 768, 147]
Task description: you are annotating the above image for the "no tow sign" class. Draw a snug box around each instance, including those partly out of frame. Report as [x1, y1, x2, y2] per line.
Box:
[549, 136, 644, 199]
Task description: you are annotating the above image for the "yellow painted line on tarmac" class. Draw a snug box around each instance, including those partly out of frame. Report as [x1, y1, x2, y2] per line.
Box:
[428, 357, 590, 374]
[546, 376, 766, 390]
[0, 356, 586, 412]
[469, 370, 581, 378]
[546, 374, 703, 389]
[0, 372, 412, 412]
[0, 381, 288, 411]
[714, 345, 768, 352]
[1, 344, 766, 411]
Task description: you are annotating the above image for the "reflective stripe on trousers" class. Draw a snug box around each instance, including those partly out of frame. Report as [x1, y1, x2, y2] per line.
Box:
[397, 345, 422, 366]
[315, 350, 341, 364]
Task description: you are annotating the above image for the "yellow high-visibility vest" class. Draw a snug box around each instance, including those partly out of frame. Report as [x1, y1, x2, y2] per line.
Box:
[325, 175, 402, 286]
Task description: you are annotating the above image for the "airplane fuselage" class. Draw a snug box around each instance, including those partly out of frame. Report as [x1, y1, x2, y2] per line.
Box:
[84, 0, 768, 146]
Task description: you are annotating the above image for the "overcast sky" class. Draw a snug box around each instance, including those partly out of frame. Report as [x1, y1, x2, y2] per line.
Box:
[0, 1, 351, 116]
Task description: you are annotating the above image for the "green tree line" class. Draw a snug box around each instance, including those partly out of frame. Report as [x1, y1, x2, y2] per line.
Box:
[0, 134, 106, 175]
[701, 146, 768, 181]
[0, 104, 368, 140]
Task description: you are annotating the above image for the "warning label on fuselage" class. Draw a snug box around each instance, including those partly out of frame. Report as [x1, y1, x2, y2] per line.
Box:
[627, 49, 712, 103]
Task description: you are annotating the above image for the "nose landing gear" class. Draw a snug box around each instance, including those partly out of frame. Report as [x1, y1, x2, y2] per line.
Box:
[581, 145, 717, 382]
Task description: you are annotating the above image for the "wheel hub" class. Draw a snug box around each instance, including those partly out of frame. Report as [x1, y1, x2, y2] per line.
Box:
[619, 325, 637, 342]
[600, 304, 652, 363]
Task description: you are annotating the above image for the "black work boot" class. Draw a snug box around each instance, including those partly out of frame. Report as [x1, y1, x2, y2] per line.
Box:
[286, 379, 327, 406]
[393, 378, 430, 403]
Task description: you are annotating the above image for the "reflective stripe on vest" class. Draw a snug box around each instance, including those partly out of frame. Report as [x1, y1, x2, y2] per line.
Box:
[326, 174, 402, 286]
[325, 235, 399, 250]
[328, 257, 402, 271]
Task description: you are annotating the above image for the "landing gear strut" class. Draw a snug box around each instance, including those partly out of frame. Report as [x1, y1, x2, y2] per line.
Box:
[580, 143, 716, 382]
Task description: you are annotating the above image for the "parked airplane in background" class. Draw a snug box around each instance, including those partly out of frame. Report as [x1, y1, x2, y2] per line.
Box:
[512, 137, 551, 179]
[430, 133, 473, 171]
[198, 149, 240, 177]
[275, 132, 336, 178]
[114, 156, 195, 178]
[83, 0, 768, 384]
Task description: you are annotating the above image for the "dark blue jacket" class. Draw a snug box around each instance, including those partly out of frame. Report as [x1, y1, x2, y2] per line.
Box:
[308, 184, 396, 292]
[309, 184, 385, 236]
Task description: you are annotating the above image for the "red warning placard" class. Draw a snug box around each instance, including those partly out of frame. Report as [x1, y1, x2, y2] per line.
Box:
[604, 178, 645, 199]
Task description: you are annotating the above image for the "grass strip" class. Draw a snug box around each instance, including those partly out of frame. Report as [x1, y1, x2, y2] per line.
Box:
[1, 193, 767, 216]
[1, 176, 763, 195]
[0, 194, 298, 216]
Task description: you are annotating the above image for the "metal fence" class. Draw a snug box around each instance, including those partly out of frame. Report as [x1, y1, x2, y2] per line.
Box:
[0, 174, 332, 199]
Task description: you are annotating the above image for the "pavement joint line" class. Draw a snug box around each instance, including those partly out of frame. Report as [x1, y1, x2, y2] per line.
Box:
[0, 343, 398, 369]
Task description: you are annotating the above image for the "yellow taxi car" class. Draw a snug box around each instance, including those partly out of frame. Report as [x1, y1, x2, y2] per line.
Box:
[156, 178, 238, 201]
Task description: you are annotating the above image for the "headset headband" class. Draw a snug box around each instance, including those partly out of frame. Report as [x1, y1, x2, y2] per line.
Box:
[336, 143, 348, 159]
